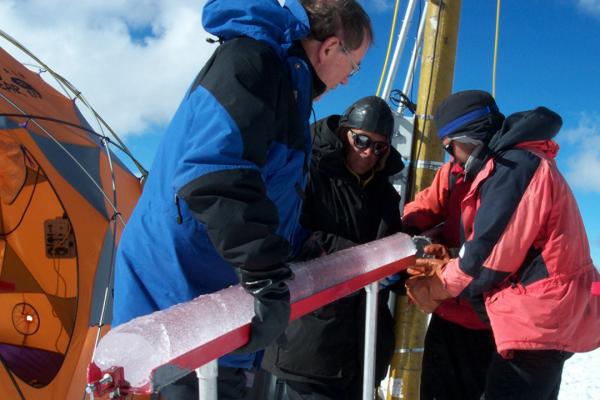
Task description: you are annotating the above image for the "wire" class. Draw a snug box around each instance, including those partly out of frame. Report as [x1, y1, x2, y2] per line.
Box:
[91, 136, 121, 355]
[492, 0, 501, 97]
[376, 0, 401, 97]
[390, 89, 417, 114]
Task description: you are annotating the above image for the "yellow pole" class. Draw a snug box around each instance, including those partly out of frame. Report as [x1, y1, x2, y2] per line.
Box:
[387, 1, 461, 399]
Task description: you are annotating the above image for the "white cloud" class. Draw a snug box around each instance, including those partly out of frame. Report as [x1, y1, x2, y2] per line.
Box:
[0, 0, 214, 136]
[560, 113, 600, 193]
[577, 0, 600, 17]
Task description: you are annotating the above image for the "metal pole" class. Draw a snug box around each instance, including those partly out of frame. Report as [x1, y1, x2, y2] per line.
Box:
[380, 0, 418, 102]
[388, 1, 463, 399]
[197, 360, 218, 400]
[362, 282, 379, 400]
[398, 1, 429, 115]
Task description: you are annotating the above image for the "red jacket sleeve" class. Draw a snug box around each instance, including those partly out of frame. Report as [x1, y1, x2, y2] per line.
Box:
[402, 162, 452, 232]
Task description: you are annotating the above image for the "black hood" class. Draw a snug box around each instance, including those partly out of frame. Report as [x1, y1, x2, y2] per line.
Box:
[462, 106, 563, 182]
[311, 115, 404, 178]
[488, 106, 563, 153]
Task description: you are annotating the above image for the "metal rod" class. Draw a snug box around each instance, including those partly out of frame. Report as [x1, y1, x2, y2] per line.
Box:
[380, 0, 418, 102]
[197, 360, 218, 400]
[362, 282, 379, 400]
[399, 1, 429, 114]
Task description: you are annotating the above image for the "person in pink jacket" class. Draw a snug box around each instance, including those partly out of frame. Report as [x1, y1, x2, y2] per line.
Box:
[406, 90, 600, 399]
[402, 91, 504, 400]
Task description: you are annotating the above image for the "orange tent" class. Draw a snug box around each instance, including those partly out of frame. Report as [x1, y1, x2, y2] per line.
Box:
[0, 44, 142, 399]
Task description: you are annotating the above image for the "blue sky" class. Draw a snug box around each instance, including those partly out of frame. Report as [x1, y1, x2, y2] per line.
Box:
[1, 0, 599, 265]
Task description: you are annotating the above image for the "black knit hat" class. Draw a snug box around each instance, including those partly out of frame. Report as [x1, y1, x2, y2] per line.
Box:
[434, 90, 504, 143]
[340, 96, 395, 139]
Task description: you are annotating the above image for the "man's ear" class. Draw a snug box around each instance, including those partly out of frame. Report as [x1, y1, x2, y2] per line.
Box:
[318, 36, 340, 61]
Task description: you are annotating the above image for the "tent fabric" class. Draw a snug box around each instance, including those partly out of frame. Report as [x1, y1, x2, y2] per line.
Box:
[0, 133, 27, 204]
[0, 46, 142, 399]
[30, 133, 107, 217]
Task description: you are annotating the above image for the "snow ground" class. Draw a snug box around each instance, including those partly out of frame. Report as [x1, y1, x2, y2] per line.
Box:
[559, 347, 600, 399]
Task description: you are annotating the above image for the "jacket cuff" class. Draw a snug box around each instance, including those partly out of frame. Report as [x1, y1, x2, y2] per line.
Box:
[442, 258, 473, 297]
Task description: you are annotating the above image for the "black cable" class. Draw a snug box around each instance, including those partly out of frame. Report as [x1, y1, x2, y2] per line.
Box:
[390, 89, 417, 114]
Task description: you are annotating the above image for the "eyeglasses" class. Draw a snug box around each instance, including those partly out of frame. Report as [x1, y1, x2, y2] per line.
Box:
[340, 43, 360, 77]
[350, 130, 389, 156]
[443, 141, 455, 157]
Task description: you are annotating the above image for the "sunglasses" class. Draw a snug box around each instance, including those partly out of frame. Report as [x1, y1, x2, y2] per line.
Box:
[340, 43, 360, 77]
[350, 130, 389, 156]
[443, 135, 482, 158]
[443, 141, 455, 157]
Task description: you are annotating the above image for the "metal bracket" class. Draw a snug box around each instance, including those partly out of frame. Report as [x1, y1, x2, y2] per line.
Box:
[86, 363, 130, 399]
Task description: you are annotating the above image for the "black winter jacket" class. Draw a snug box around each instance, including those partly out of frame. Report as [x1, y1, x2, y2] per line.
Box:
[262, 115, 404, 394]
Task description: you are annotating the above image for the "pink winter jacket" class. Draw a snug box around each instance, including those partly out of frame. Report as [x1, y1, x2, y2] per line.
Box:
[442, 139, 600, 357]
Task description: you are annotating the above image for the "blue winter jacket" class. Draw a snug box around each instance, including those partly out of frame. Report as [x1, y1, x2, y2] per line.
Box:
[112, 0, 318, 368]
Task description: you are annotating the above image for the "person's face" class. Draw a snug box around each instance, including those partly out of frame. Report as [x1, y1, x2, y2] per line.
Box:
[442, 137, 477, 164]
[345, 129, 389, 175]
[314, 35, 370, 94]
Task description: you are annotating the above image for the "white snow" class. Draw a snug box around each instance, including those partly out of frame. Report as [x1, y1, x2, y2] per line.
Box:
[559, 347, 600, 399]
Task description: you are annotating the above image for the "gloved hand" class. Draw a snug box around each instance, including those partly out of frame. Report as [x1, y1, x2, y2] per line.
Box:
[423, 244, 451, 261]
[407, 245, 449, 276]
[234, 264, 293, 354]
[405, 258, 452, 313]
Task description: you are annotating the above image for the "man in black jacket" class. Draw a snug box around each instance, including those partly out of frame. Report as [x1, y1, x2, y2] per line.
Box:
[262, 96, 404, 399]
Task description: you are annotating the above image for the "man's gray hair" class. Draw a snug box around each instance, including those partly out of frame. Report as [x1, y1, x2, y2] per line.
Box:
[300, 0, 373, 50]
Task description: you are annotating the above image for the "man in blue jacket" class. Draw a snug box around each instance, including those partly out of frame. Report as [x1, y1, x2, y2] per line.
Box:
[112, 0, 372, 398]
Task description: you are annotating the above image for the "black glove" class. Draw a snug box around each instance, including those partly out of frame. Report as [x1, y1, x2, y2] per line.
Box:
[234, 264, 293, 354]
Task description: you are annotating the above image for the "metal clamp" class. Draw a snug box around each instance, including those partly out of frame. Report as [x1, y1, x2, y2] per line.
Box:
[86, 363, 130, 399]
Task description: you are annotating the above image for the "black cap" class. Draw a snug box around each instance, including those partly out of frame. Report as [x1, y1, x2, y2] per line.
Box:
[434, 90, 504, 143]
[340, 96, 395, 139]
